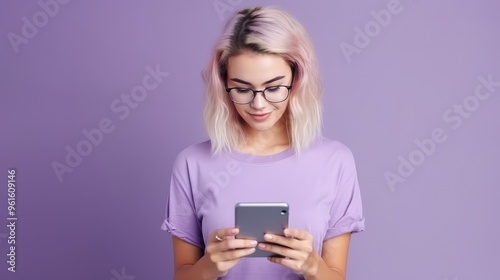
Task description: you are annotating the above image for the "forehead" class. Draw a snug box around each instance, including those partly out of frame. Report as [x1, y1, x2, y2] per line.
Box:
[226, 53, 291, 81]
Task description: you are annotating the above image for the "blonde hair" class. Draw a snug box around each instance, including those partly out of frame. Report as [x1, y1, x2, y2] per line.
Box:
[203, 6, 323, 155]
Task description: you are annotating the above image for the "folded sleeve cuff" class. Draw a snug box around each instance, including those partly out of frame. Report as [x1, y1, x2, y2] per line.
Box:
[160, 218, 204, 249]
[160, 218, 172, 232]
[324, 217, 365, 241]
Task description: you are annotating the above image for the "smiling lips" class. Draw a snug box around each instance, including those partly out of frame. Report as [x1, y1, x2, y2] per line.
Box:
[249, 112, 271, 121]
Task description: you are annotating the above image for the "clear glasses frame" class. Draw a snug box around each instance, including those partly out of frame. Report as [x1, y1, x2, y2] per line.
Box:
[225, 84, 292, 104]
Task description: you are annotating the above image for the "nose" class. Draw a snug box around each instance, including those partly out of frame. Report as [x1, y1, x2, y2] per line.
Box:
[250, 91, 267, 109]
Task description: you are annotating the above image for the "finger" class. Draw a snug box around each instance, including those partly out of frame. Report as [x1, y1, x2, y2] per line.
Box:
[220, 239, 258, 251]
[206, 238, 257, 255]
[213, 247, 257, 262]
[212, 227, 239, 242]
[262, 232, 314, 255]
[258, 242, 303, 260]
[284, 228, 313, 241]
[263, 233, 299, 249]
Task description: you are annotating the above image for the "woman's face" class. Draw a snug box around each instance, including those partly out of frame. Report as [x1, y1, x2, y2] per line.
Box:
[226, 52, 292, 133]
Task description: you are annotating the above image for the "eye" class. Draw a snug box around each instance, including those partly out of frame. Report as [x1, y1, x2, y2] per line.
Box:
[266, 86, 280, 93]
[235, 88, 252, 94]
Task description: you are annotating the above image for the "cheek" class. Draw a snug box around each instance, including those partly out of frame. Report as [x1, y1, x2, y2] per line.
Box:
[233, 105, 247, 118]
[276, 102, 289, 113]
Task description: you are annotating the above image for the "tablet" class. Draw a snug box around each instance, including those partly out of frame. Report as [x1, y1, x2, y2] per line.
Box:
[235, 202, 289, 257]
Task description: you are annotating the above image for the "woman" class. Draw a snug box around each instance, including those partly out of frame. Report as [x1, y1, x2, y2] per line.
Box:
[162, 6, 365, 280]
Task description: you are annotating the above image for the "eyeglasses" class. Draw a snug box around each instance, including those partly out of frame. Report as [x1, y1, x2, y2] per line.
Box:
[225, 85, 292, 104]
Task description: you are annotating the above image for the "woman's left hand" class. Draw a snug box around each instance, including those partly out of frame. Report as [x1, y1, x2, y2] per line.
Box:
[258, 228, 321, 277]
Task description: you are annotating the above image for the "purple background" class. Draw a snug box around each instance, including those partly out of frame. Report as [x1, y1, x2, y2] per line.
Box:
[1, 1, 499, 279]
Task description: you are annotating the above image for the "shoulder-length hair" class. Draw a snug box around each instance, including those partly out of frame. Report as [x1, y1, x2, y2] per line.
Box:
[203, 6, 323, 156]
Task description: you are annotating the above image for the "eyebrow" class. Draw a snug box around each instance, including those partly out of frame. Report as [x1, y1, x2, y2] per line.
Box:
[229, 75, 286, 87]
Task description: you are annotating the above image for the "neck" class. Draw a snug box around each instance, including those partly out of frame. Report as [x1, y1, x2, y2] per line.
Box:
[239, 120, 290, 155]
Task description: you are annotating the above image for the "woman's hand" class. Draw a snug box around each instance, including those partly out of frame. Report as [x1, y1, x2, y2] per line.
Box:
[203, 227, 258, 278]
[257, 228, 321, 277]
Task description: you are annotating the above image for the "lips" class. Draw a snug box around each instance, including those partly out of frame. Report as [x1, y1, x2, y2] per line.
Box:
[249, 112, 271, 121]
[250, 113, 271, 116]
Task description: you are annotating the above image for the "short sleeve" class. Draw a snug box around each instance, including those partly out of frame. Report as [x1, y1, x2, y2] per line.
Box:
[324, 149, 365, 240]
[160, 152, 204, 248]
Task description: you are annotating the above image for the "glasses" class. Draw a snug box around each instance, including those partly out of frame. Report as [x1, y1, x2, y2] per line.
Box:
[225, 85, 292, 104]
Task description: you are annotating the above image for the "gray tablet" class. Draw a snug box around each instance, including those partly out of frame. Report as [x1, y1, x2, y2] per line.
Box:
[235, 202, 289, 257]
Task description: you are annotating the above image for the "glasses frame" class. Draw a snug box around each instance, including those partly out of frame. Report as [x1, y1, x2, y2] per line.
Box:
[225, 84, 293, 105]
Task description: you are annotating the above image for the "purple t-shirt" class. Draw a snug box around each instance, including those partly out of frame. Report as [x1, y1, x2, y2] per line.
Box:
[161, 136, 365, 279]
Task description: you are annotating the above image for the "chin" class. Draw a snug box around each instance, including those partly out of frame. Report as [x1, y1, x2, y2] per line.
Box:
[241, 112, 286, 132]
[242, 118, 270, 130]
[247, 123, 274, 131]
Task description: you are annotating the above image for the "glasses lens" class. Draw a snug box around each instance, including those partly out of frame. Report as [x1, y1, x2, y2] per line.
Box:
[264, 86, 289, 103]
[228, 86, 290, 104]
[229, 88, 254, 103]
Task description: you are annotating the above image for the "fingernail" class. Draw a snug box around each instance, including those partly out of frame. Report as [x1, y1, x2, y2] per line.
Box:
[232, 228, 239, 234]
[264, 234, 272, 240]
[250, 240, 257, 246]
[258, 243, 266, 249]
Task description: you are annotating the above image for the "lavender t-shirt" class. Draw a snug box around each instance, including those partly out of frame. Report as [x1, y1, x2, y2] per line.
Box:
[161, 136, 365, 279]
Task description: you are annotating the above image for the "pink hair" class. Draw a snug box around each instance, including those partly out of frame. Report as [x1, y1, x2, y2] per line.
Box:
[203, 6, 323, 155]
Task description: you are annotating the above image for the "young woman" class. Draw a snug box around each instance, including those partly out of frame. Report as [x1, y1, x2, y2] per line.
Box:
[162, 6, 365, 280]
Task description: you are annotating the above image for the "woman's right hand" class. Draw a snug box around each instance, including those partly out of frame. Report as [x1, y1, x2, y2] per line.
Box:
[203, 227, 257, 278]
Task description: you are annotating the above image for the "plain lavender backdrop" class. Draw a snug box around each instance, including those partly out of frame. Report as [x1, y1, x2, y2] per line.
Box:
[1, 0, 499, 280]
